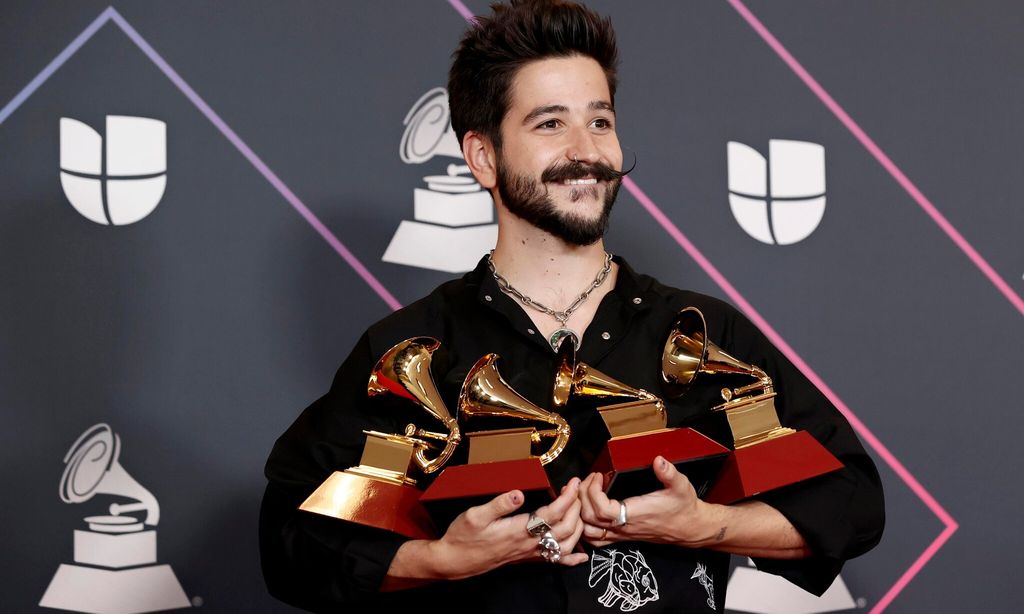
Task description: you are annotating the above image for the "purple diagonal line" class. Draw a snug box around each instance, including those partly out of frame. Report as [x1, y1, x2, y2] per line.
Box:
[0, 8, 115, 126]
[0, 6, 402, 311]
[727, 0, 1023, 317]
[105, 10, 401, 311]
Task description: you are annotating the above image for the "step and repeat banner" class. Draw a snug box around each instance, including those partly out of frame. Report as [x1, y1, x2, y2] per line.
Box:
[1, 1, 1021, 612]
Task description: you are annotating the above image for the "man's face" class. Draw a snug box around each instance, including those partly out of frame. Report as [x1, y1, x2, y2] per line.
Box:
[494, 55, 623, 246]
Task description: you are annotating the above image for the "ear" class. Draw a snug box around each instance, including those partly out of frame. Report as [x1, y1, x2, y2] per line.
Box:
[462, 130, 498, 190]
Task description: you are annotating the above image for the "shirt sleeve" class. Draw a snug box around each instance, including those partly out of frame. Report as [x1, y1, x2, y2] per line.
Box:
[259, 332, 421, 610]
[717, 303, 885, 596]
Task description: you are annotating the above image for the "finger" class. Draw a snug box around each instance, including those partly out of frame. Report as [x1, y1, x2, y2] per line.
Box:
[550, 498, 582, 540]
[585, 472, 619, 524]
[582, 523, 623, 547]
[653, 456, 691, 493]
[582, 522, 606, 540]
[537, 477, 580, 522]
[559, 552, 590, 566]
[559, 513, 585, 551]
[578, 474, 598, 523]
[466, 490, 523, 526]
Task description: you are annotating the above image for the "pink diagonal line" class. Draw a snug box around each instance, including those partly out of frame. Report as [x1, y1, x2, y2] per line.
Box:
[726, 0, 1023, 317]
[624, 176, 957, 613]
[872, 523, 957, 614]
[104, 9, 401, 311]
[443, 2, 954, 609]
[447, 0, 475, 22]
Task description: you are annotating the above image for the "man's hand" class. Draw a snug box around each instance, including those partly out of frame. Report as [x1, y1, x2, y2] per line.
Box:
[579, 456, 721, 548]
[385, 477, 587, 587]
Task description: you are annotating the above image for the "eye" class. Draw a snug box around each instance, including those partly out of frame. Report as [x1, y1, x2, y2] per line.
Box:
[591, 117, 614, 130]
[536, 118, 562, 130]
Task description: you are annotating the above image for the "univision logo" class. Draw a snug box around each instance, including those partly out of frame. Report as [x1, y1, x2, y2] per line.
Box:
[59, 115, 167, 226]
[727, 140, 825, 245]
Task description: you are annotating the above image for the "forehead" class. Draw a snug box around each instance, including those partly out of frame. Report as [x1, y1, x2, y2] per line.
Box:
[505, 55, 611, 117]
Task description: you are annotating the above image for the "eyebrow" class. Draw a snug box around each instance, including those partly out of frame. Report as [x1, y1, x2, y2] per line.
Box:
[521, 100, 616, 125]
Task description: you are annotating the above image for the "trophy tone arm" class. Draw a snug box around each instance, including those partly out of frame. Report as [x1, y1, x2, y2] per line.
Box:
[407, 421, 462, 474]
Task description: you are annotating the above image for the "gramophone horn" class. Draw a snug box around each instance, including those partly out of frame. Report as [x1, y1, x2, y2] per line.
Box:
[460, 354, 570, 465]
[552, 335, 659, 408]
[368, 337, 461, 474]
[59, 423, 160, 525]
[399, 87, 463, 164]
[661, 306, 765, 398]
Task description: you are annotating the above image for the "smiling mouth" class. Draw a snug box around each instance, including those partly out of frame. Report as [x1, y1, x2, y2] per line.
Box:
[561, 178, 598, 186]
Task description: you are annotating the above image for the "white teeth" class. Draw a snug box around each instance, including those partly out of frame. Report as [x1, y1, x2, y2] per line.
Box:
[564, 178, 598, 185]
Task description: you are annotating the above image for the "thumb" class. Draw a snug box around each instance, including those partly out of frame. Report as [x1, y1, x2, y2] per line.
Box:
[479, 490, 524, 521]
[653, 456, 687, 491]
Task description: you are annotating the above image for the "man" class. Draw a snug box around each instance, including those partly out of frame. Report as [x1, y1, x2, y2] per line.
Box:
[259, 2, 884, 612]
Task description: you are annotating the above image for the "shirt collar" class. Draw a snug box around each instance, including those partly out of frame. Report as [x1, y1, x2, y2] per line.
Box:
[467, 252, 655, 355]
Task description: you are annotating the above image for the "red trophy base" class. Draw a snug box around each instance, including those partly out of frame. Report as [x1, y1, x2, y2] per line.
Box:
[299, 470, 437, 540]
[591, 428, 730, 500]
[420, 458, 556, 529]
[704, 430, 844, 504]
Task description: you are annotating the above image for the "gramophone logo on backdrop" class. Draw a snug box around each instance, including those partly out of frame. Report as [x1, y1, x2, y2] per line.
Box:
[727, 140, 826, 245]
[381, 87, 498, 273]
[60, 115, 167, 226]
[40, 424, 190, 614]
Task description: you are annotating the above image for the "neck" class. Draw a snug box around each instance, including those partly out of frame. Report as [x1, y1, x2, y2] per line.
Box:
[490, 211, 610, 311]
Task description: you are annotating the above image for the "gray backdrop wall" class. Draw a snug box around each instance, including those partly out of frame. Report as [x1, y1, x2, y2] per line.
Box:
[2, 1, 1021, 613]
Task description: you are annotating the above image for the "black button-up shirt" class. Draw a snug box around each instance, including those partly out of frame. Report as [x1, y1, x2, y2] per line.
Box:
[261, 256, 884, 613]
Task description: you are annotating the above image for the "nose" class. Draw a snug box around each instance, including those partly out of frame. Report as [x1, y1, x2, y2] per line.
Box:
[566, 126, 600, 165]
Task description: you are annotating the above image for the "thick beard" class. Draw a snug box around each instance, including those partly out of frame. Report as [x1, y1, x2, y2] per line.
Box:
[496, 160, 621, 247]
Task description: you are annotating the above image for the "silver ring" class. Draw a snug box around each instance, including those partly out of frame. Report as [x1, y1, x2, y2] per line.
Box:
[526, 513, 551, 537]
[538, 530, 561, 563]
[573, 154, 578, 163]
[612, 501, 628, 527]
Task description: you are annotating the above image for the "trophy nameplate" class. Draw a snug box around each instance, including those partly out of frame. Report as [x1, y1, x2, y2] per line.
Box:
[663, 307, 844, 504]
[590, 399, 729, 500]
[421, 354, 562, 528]
[300, 431, 437, 540]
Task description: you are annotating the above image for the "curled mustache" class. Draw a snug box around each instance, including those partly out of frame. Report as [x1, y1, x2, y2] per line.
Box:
[540, 153, 638, 184]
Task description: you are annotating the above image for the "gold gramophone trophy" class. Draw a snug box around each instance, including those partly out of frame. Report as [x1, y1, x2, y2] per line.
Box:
[552, 338, 729, 500]
[299, 337, 461, 539]
[662, 307, 843, 504]
[421, 353, 566, 525]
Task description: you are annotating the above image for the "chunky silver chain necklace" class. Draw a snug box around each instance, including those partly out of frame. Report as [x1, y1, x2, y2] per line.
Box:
[487, 250, 613, 350]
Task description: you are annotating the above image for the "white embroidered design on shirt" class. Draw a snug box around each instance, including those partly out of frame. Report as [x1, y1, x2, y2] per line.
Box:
[690, 562, 715, 610]
[588, 549, 660, 611]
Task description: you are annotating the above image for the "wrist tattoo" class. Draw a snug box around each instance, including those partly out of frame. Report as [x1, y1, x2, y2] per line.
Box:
[715, 527, 727, 541]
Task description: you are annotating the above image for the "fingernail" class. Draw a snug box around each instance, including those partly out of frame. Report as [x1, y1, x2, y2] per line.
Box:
[660, 458, 669, 469]
[511, 493, 521, 504]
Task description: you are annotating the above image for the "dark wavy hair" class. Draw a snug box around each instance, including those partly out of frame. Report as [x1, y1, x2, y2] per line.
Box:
[447, 0, 619, 150]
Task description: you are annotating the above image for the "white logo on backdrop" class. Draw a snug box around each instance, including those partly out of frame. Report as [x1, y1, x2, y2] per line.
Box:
[381, 87, 498, 273]
[727, 140, 826, 245]
[60, 115, 167, 226]
[724, 559, 856, 613]
[40, 424, 190, 614]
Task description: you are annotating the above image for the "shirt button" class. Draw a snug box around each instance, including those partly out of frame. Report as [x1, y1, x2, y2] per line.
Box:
[484, 295, 492, 302]
[632, 297, 642, 305]
[527, 328, 536, 335]
[601, 331, 611, 340]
